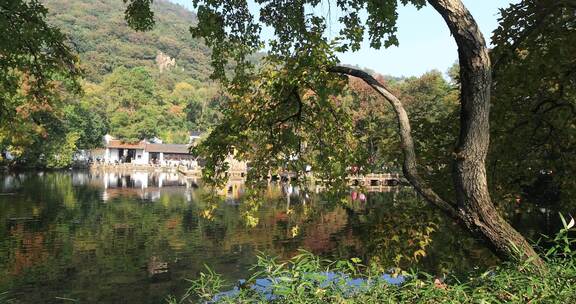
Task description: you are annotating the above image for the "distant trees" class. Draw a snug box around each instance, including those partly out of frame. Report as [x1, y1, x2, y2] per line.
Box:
[100, 67, 163, 141]
[0, 0, 80, 168]
[339, 69, 459, 182]
[94, 66, 222, 142]
[62, 101, 108, 149]
[395, 70, 460, 199]
[43, 0, 213, 83]
[0, 0, 223, 168]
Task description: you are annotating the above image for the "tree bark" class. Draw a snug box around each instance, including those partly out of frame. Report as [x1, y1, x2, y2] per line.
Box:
[427, 0, 544, 267]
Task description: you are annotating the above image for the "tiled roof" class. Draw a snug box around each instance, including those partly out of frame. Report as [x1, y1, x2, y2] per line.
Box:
[106, 140, 146, 149]
[105, 139, 192, 154]
[145, 144, 190, 154]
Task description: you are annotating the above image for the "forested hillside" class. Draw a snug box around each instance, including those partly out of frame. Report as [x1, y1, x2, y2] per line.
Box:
[1, 0, 226, 168]
[44, 0, 212, 82]
[2, 0, 458, 171]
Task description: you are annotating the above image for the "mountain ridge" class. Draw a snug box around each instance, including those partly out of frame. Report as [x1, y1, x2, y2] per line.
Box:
[43, 0, 212, 82]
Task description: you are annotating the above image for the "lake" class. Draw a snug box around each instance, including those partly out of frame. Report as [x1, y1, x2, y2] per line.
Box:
[0, 170, 566, 303]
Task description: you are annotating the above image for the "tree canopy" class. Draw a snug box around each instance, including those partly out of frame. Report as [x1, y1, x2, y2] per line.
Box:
[490, 0, 576, 207]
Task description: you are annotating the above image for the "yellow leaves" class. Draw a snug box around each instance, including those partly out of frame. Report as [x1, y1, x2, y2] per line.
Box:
[413, 249, 427, 261]
[243, 213, 259, 228]
[302, 204, 310, 217]
[200, 205, 217, 220]
[290, 225, 300, 238]
[167, 236, 186, 251]
[173, 81, 195, 93]
[314, 287, 326, 297]
[515, 48, 530, 60]
[394, 254, 403, 264]
[73, 240, 97, 252]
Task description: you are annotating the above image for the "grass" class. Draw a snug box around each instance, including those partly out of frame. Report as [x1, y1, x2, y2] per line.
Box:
[169, 215, 576, 303]
[0, 292, 15, 304]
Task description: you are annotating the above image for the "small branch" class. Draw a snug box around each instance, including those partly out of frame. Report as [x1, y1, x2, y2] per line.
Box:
[328, 65, 459, 219]
[276, 87, 303, 124]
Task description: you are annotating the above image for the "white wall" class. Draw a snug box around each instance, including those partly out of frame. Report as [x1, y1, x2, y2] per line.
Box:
[104, 148, 149, 164]
[132, 149, 148, 164]
[105, 148, 120, 163]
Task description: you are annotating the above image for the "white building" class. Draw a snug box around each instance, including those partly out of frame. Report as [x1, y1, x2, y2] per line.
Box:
[100, 134, 196, 166]
[103, 135, 149, 164]
[146, 143, 195, 166]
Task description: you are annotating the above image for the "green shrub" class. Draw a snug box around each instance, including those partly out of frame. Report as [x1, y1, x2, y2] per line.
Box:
[170, 215, 576, 303]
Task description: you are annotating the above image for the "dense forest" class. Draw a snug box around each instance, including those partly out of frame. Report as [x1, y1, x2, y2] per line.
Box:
[0, 0, 224, 168]
[0, 0, 454, 171]
[45, 0, 213, 83]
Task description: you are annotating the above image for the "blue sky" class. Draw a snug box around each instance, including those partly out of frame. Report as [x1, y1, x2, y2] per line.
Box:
[169, 0, 516, 77]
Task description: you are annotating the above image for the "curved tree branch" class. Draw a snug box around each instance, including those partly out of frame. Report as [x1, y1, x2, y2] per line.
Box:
[328, 65, 460, 220]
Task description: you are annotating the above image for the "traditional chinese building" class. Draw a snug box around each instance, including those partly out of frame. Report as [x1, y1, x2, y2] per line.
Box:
[101, 134, 195, 165]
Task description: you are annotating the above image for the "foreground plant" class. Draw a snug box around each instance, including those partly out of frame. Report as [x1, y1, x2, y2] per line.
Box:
[170, 216, 576, 303]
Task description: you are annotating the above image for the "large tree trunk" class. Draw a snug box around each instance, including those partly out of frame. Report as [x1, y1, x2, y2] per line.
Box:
[427, 0, 544, 267]
[332, 0, 545, 269]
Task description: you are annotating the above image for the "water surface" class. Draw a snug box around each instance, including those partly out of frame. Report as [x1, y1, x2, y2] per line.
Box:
[0, 170, 565, 303]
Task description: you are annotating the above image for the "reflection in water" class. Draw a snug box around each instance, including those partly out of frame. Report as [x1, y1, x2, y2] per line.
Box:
[0, 171, 567, 303]
[83, 170, 247, 203]
[85, 171, 195, 202]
